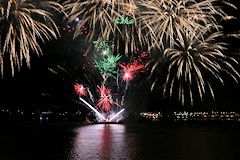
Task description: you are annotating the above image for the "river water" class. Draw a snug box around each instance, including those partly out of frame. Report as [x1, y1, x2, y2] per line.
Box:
[0, 122, 239, 160]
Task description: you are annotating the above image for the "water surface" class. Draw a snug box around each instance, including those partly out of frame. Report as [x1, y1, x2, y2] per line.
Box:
[0, 122, 239, 160]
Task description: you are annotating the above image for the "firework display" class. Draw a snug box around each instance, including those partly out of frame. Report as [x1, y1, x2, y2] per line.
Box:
[74, 38, 148, 122]
[68, 0, 239, 108]
[0, 0, 239, 120]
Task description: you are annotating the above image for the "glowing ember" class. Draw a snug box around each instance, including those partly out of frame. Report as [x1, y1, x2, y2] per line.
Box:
[123, 72, 132, 81]
[74, 83, 88, 96]
[123, 4, 138, 15]
[102, 50, 108, 55]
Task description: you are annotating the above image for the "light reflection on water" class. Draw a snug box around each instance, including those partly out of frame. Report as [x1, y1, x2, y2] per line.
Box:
[68, 124, 138, 160]
[0, 123, 240, 160]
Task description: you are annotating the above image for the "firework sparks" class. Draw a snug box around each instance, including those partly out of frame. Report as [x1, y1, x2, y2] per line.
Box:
[123, 3, 138, 16]
[96, 85, 113, 112]
[74, 83, 88, 96]
[93, 38, 114, 56]
[0, 0, 61, 76]
[62, 19, 89, 35]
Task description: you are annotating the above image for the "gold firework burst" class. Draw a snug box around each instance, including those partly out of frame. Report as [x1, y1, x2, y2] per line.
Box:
[161, 25, 239, 105]
[63, 0, 146, 54]
[0, 0, 61, 76]
[137, 0, 233, 49]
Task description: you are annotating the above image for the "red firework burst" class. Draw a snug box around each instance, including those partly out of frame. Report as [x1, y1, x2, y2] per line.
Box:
[119, 61, 145, 81]
[74, 83, 88, 96]
[96, 85, 112, 112]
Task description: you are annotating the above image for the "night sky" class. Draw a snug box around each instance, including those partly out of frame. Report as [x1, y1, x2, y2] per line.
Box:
[0, 1, 240, 112]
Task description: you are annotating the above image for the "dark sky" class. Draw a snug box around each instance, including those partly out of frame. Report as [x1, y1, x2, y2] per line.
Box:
[0, 1, 240, 112]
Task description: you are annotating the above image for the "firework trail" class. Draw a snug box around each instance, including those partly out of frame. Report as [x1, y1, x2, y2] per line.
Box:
[79, 97, 107, 121]
[87, 88, 96, 104]
[120, 81, 129, 106]
[109, 108, 125, 122]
